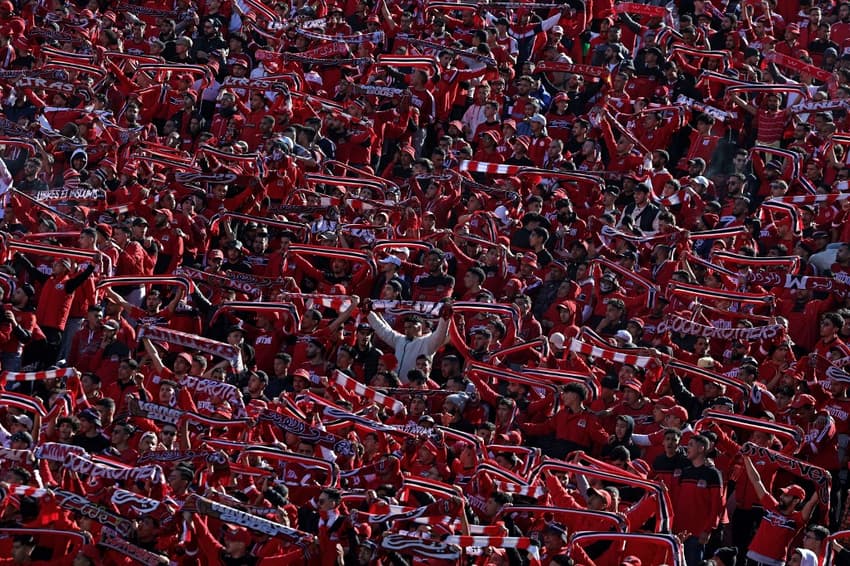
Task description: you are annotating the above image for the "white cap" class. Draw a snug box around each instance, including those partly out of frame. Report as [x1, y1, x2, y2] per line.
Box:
[494, 205, 510, 223]
[692, 175, 710, 187]
[549, 332, 565, 349]
[11, 414, 33, 430]
[305, 70, 323, 85]
[615, 329, 633, 343]
[530, 113, 547, 126]
[379, 256, 402, 266]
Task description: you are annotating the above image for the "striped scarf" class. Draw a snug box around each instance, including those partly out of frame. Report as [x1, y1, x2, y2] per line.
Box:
[137, 326, 243, 371]
[536, 61, 610, 82]
[445, 536, 540, 562]
[0, 391, 47, 417]
[183, 493, 315, 545]
[95, 275, 195, 295]
[503, 505, 627, 533]
[459, 160, 524, 176]
[333, 370, 404, 414]
[711, 251, 800, 273]
[699, 410, 801, 447]
[569, 338, 654, 367]
[667, 360, 750, 401]
[739, 441, 831, 508]
[401, 35, 496, 67]
[377, 53, 440, 77]
[671, 45, 730, 70]
[2, 367, 76, 382]
[768, 193, 848, 206]
[570, 532, 685, 566]
[666, 281, 775, 306]
[175, 267, 261, 299]
[536, 459, 672, 533]
[593, 256, 657, 308]
[297, 28, 384, 45]
[5, 239, 99, 265]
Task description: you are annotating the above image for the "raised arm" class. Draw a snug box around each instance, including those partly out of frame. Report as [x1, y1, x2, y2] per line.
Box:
[743, 455, 768, 501]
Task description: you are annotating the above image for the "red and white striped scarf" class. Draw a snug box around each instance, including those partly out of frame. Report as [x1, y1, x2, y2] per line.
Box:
[2, 367, 76, 382]
[446, 536, 540, 562]
[380, 534, 461, 560]
[333, 370, 404, 414]
[459, 160, 523, 176]
[569, 338, 654, 367]
[137, 325, 243, 371]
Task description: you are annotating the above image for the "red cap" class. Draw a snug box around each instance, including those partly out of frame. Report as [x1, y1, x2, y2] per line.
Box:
[621, 557, 642, 566]
[175, 352, 193, 365]
[654, 395, 676, 408]
[663, 405, 689, 422]
[786, 23, 800, 35]
[791, 394, 816, 409]
[780, 484, 806, 500]
[621, 379, 642, 393]
[503, 118, 517, 130]
[292, 368, 311, 380]
[555, 301, 575, 314]
[520, 252, 538, 268]
[367, 14, 380, 23]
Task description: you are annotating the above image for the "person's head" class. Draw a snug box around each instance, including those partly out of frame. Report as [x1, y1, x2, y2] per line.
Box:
[404, 315, 425, 339]
[11, 535, 35, 563]
[686, 434, 710, 462]
[802, 525, 829, 553]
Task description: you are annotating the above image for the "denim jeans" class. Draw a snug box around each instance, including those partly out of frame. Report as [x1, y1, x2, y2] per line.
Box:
[683, 535, 705, 566]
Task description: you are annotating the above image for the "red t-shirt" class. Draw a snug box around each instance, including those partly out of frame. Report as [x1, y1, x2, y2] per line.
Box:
[747, 493, 806, 562]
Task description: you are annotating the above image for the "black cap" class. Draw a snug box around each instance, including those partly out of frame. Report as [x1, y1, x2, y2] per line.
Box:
[9, 431, 32, 446]
[356, 323, 374, 333]
[634, 182, 651, 193]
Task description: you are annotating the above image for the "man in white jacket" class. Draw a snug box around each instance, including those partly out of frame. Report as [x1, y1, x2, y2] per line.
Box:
[363, 300, 451, 384]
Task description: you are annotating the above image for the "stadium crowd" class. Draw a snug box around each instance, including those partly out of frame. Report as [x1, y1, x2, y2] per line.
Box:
[2, 0, 850, 564]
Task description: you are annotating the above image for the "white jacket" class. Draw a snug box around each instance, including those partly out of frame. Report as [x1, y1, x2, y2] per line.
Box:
[367, 312, 449, 383]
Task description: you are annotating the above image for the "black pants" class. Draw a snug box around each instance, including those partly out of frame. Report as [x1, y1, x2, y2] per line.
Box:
[731, 506, 763, 558]
[41, 326, 63, 368]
